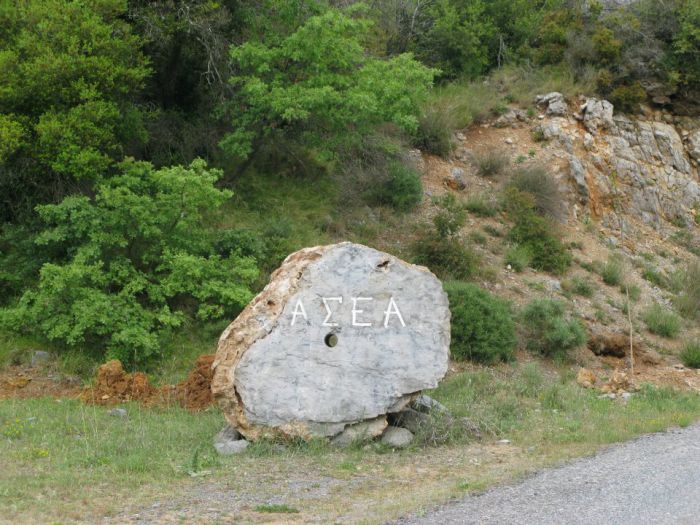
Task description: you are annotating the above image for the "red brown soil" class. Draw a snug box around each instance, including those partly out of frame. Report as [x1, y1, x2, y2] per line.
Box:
[80, 357, 216, 410]
[175, 354, 215, 410]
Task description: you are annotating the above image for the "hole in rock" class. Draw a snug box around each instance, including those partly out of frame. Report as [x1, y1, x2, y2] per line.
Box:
[324, 333, 338, 347]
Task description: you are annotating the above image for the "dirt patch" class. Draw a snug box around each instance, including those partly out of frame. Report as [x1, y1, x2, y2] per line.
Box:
[0, 365, 82, 400]
[81, 357, 216, 410]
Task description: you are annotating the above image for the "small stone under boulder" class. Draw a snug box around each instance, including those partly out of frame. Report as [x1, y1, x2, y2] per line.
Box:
[212, 242, 451, 441]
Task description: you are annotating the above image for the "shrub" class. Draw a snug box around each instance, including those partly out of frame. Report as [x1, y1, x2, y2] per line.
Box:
[565, 276, 595, 297]
[473, 149, 509, 177]
[368, 161, 423, 212]
[508, 165, 564, 221]
[505, 245, 532, 273]
[503, 188, 571, 274]
[0, 160, 258, 366]
[444, 282, 517, 364]
[609, 82, 646, 113]
[415, 105, 455, 157]
[411, 236, 479, 281]
[465, 194, 498, 217]
[432, 194, 467, 238]
[642, 304, 682, 338]
[519, 299, 587, 358]
[411, 194, 478, 280]
[681, 341, 700, 369]
[674, 261, 700, 320]
[600, 255, 624, 286]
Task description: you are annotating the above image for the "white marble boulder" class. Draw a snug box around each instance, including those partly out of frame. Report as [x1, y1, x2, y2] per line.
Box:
[211, 242, 450, 441]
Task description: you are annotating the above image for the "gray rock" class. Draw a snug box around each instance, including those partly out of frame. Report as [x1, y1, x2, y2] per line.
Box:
[583, 98, 614, 133]
[535, 92, 567, 116]
[331, 417, 387, 447]
[214, 439, 249, 456]
[108, 408, 127, 418]
[450, 167, 466, 190]
[389, 408, 431, 434]
[381, 427, 414, 448]
[569, 156, 588, 202]
[212, 242, 451, 441]
[412, 394, 449, 415]
[215, 425, 240, 443]
[687, 130, 700, 162]
[30, 350, 50, 367]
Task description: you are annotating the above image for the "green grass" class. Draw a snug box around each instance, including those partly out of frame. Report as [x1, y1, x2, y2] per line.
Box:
[2, 362, 700, 523]
[255, 504, 300, 513]
[0, 399, 224, 520]
[429, 363, 700, 446]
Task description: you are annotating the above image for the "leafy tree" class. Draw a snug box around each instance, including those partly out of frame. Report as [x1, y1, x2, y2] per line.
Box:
[411, 0, 494, 80]
[0, 0, 149, 220]
[1, 160, 258, 365]
[220, 7, 436, 168]
[673, 1, 700, 87]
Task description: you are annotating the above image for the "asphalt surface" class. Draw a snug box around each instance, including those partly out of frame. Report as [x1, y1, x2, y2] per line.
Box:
[395, 424, 700, 525]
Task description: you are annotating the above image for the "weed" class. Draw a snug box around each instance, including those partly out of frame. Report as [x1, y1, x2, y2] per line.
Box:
[564, 276, 595, 297]
[681, 341, 700, 369]
[465, 194, 498, 217]
[505, 245, 533, 273]
[600, 256, 624, 286]
[255, 504, 300, 514]
[673, 261, 700, 320]
[472, 149, 509, 177]
[642, 304, 681, 338]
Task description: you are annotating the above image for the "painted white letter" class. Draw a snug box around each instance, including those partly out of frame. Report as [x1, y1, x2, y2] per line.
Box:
[322, 296, 343, 326]
[291, 299, 308, 326]
[351, 297, 373, 327]
[383, 296, 406, 328]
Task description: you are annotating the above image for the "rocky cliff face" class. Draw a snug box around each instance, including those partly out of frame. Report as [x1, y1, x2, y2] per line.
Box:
[533, 95, 700, 237]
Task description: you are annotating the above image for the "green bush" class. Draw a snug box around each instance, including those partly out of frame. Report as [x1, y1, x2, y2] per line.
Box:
[0, 160, 258, 366]
[411, 236, 479, 281]
[505, 190, 571, 274]
[505, 245, 532, 273]
[465, 194, 498, 217]
[642, 304, 682, 338]
[508, 165, 564, 221]
[609, 82, 646, 113]
[565, 276, 595, 297]
[366, 160, 423, 212]
[681, 340, 700, 369]
[673, 261, 700, 320]
[445, 282, 516, 364]
[415, 106, 455, 157]
[411, 194, 478, 280]
[519, 299, 587, 358]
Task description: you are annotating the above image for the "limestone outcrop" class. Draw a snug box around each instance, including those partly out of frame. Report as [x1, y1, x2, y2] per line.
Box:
[211, 242, 450, 441]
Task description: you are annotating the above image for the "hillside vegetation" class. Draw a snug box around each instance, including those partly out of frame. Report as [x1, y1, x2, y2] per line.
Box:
[1, 0, 698, 372]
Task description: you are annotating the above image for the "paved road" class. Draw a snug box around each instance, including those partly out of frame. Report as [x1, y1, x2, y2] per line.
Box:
[395, 424, 700, 525]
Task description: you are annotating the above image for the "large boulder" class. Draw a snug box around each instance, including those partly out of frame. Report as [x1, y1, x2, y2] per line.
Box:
[211, 242, 450, 441]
